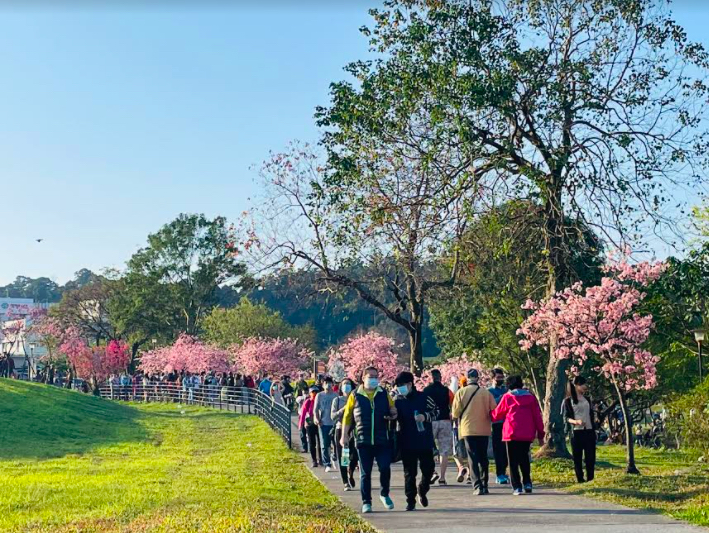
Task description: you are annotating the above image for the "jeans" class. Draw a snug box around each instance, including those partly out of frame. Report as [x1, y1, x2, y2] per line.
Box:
[334, 428, 359, 486]
[463, 435, 490, 490]
[571, 429, 596, 482]
[357, 444, 392, 505]
[506, 440, 532, 490]
[319, 425, 334, 467]
[306, 424, 320, 464]
[299, 426, 308, 451]
[401, 448, 435, 505]
[491, 423, 508, 477]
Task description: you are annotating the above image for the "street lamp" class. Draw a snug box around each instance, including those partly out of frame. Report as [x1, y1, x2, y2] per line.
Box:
[694, 329, 705, 383]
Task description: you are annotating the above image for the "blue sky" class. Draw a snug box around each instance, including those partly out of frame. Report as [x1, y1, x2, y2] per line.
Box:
[0, 2, 707, 285]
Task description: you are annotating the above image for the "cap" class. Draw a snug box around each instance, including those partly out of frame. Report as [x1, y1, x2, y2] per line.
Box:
[467, 369, 479, 379]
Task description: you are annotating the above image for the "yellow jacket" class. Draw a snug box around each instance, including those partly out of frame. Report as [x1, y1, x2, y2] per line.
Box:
[451, 384, 497, 437]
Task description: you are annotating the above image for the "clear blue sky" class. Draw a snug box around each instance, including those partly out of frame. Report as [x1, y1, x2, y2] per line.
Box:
[0, 2, 707, 285]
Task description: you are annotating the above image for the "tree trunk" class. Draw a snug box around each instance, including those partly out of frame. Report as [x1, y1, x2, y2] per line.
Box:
[614, 382, 640, 474]
[536, 355, 571, 458]
[536, 185, 570, 458]
[408, 323, 424, 376]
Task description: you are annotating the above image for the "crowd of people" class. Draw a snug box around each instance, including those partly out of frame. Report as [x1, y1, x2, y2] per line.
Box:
[296, 366, 598, 513]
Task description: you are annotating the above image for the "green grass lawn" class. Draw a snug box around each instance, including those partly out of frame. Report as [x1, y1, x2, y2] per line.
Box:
[0, 379, 375, 533]
[534, 444, 709, 528]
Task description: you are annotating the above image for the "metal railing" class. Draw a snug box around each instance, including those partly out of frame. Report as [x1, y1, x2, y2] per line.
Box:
[98, 383, 292, 449]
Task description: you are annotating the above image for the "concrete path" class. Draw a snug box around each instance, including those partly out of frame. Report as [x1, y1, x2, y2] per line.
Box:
[293, 421, 704, 532]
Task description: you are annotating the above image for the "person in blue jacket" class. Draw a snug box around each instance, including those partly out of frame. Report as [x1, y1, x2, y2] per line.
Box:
[488, 368, 510, 484]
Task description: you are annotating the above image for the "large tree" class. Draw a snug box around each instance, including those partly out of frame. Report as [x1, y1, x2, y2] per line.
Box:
[126, 214, 246, 335]
[429, 200, 603, 397]
[347, 0, 709, 456]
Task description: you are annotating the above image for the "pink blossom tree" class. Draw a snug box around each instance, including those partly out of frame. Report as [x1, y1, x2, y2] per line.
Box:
[416, 354, 490, 390]
[327, 332, 405, 383]
[60, 329, 130, 392]
[518, 258, 666, 473]
[139, 333, 231, 375]
[27, 310, 65, 383]
[231, 337, 312, 377]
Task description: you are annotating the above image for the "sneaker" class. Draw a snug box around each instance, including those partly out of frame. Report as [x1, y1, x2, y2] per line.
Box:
[430, 472, 440, 484]
[380, 495, 394, 510]
[438, 478, 447, 486]
[524, 483, 533, 494]
[472, 487, 483, 496]
[311, 461, 319, 468]
[406, 502, 416, 511]
[325, 466, 333, 473]
[362, 503, 372, 514]
[418, 494, 429, 508]
[513, 488, 523, 496]
[482, 486, 490, 495]
[466, 477, 472, 485]
[344, 484, 352, 492]
[457, 468, 468, 483]
[501, 475, 510, 484]
[348, 473, 356, 488]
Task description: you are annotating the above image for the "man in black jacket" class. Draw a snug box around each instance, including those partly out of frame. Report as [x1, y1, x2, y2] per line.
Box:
[394, 371, 439, 511]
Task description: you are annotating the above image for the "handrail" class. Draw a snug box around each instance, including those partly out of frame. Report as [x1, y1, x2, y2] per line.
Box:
[97, 383, 292, 449]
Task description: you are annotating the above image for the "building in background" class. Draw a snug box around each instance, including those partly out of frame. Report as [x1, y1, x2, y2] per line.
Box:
[0, 298, 51, 379]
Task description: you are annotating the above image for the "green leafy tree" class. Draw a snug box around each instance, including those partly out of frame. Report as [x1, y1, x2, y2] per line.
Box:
[347, 0, 709, 456]
[126, 214, 246, 335]
[429, 201, 603, 397]
[202, 298, 316, 350]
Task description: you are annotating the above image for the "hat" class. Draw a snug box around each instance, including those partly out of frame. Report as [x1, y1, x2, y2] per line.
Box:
[467, 369, 479, 379]
[308, 386, 319, 393]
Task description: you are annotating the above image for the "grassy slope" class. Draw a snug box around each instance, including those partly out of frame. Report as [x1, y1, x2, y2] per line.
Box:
[0, 379, 375, 533]
[535, 445, 709, 528]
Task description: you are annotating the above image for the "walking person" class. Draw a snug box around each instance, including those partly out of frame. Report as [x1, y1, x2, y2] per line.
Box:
[394, 371, 438, 511]
[491, 375, 545, 495]
[564, 376, 596, 483]
[423, 369, 454, 486]
[314, 377, 338, 471]
[341, 366, 398, 514]
[331, 378, 359, 491]
[488, 368, 510, 484]
[299, 386, 321, 467]
[451, 369, 497, 495]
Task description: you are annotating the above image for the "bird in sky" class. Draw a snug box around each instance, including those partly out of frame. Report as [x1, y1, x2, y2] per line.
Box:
[36, 239, 43, 243]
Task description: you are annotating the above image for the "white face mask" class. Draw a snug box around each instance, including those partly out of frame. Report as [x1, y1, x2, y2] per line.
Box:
[365, 377, 379, 389]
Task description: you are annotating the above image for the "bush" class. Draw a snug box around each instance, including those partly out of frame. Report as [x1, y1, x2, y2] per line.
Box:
[666, 379, 709, 455]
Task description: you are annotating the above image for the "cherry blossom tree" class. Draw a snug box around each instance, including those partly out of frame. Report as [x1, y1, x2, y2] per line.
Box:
[231, 337, 312, 378]
[416, 354, 489, 390]
[139, 333, 231, 375]
[327, 332, 405, 383]
[60, 329, 130, 392]
[518, 258, 666, 473]
[28, 310, 65, 383]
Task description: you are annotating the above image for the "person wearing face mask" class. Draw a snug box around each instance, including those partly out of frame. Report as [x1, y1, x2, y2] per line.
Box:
[314, 377, 339, 471]
[563, 376, 597, 483]
[299, 386, 322, 467]
[331, 378, 359, 491]
[341, 367, 398, 514]
[488, 368, 510, 485]
[394, 371, 439, 511]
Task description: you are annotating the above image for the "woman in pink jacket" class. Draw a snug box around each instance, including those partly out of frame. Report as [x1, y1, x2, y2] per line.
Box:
[298, 387, 320, 467]
[491, 375, 545, 496]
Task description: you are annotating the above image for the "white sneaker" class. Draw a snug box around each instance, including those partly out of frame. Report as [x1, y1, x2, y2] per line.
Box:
[325, 466, 333, 473]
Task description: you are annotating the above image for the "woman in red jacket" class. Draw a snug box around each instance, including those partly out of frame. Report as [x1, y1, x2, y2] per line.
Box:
[491, 375, 544, 496]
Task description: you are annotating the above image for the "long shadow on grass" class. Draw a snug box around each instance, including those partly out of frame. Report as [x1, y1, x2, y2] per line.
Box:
[0, 379, 149, 460]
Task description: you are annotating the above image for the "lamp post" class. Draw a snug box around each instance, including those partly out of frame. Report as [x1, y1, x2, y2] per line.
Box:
[694, 329, 705, 383]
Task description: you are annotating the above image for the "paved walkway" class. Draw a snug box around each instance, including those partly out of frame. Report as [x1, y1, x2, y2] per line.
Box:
[293, 421, 703, 532]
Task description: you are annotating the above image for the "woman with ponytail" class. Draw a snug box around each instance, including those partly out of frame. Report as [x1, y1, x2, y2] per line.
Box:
[563, 376, 597, 483]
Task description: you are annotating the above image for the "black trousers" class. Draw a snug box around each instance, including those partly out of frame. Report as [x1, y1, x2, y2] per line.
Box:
[299, 426, 308, 451]
[463, 435, 489, 490]
[334, 428, 359, 486]
[571, 429, 596, 482]
[401, 448, 435, 505]
[306, 424, 321, 464]
[491, 423, 508, 477]
[506, 440, 531, 490]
